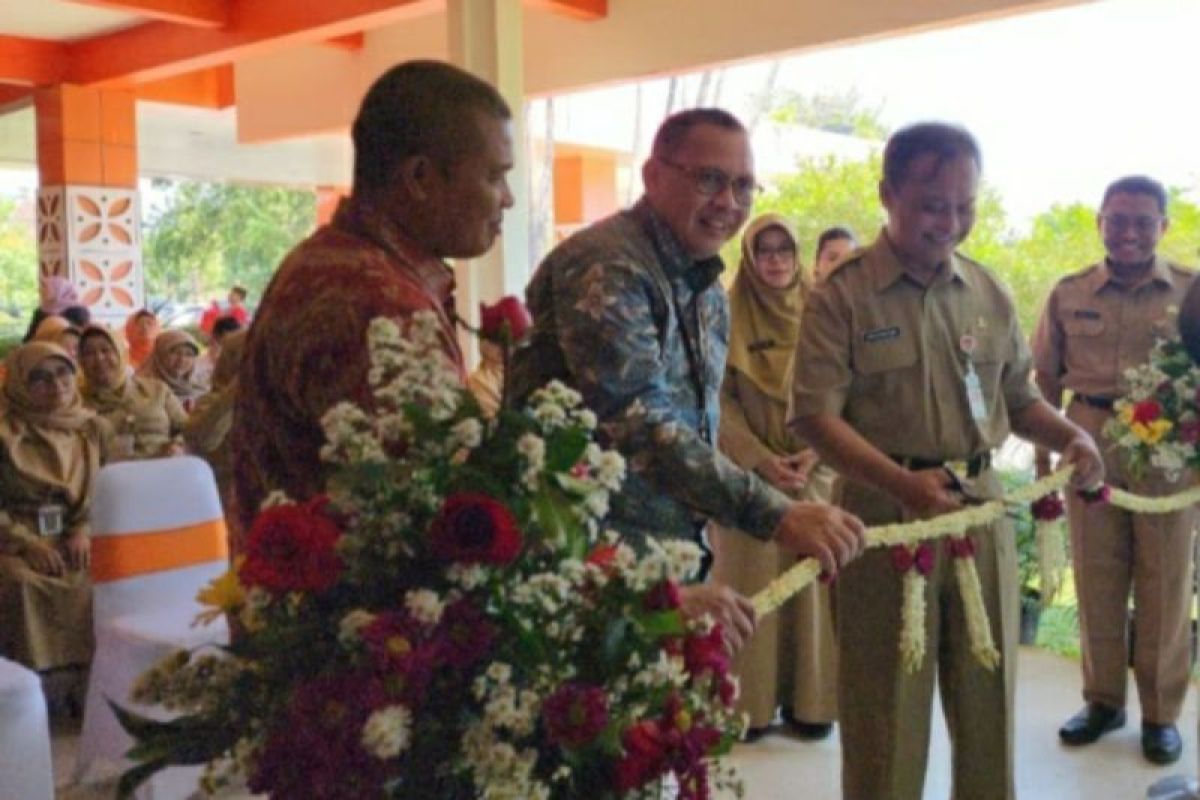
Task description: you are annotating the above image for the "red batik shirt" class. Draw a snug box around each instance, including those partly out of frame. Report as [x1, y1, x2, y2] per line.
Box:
[232, 198, 464, 528]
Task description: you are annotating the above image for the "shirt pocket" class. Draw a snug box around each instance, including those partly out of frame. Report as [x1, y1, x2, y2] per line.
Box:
[1061, 314, 1110, 380]
[854, 331, 919, 375]
[970, 337, 1007, 412]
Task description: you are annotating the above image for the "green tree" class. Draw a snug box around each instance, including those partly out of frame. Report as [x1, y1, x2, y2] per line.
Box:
[0, 196, 39, 333]
[143, 180, 316, 303]
[766, 88, 889, 141]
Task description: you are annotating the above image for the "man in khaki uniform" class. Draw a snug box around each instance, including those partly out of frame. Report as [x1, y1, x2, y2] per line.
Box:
[1032, 175, 1197, 765]
[792, 122, 1105, 800]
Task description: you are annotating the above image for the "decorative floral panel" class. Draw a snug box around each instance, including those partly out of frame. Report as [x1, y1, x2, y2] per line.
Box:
[37, 185, 144, 323]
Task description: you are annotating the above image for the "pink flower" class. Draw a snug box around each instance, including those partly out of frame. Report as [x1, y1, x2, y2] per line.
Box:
[436, 598, 495, 668]
[1178, 419, 1200, 444]
[683, 626, 730, 681]
[1030, 492, 1065, 522]
[890, 542, 935, 576]
[542, 682, 609, 748]
[945, 536, 976, 559]
[248, 673, 387, 798]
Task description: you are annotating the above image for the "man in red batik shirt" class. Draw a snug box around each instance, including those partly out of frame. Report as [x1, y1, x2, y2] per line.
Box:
[232, 60, 515, 529]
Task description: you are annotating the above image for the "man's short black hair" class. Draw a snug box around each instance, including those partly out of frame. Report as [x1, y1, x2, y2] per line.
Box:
[352, 60, 511, 195]
[816, 226, 856, 253]
[1102, 175, 1168, 214]
[212, 315, 242, 341]
[882, 122, 982, 188]
[650, 108, 747, 162]
[229, 285, 248, 301]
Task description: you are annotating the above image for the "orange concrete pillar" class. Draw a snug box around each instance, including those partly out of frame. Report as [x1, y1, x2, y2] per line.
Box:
[34, 85, 143, 324]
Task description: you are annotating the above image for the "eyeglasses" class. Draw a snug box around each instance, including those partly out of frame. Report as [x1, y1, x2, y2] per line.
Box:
[1100, 214, 1164, 234]
[657, 158, 761, 207]
[754, 245, 796, 260]
[28, 363, 75, 388]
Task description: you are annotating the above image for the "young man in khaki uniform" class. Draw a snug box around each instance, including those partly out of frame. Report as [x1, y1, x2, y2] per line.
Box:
[1032, 175, 1197, 765]
[792, 122, 1105, 800]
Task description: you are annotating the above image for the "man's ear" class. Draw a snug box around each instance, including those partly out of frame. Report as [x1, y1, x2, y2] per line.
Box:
[397, 155, 435, 200]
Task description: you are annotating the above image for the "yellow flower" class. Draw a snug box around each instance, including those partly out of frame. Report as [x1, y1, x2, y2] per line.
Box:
[194, 557, 246, 626]
[1131, 419, 1173, 445]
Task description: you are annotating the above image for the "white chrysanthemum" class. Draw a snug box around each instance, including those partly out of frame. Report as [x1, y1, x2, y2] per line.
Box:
[517, 434, 546, 468]
[593, 449, 626, 491]
[573, 409, 597, 430]
[486, 662, 513, 685]
[361, 704, 413, 759]
[337, 609, 376, 647]
[583, 490, 609, 519]
[451, 417, 484, 449]
[447, 562, 489, 590]
[404, 589, 445, 626]
[259, 490, 293, 509]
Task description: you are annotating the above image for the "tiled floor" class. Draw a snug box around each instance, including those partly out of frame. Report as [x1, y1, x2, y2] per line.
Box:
[49, 647, 1199, 799]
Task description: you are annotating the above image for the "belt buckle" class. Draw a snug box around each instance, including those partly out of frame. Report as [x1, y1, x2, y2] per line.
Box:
[946, 460, 970, 479]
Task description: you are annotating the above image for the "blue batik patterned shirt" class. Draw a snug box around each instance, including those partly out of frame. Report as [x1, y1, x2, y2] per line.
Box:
[510, 199, 791, 548]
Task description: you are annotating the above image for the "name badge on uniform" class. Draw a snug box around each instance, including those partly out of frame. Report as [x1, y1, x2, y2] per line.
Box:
[960, 334, 988, 422]
[37, 504, 65, 537]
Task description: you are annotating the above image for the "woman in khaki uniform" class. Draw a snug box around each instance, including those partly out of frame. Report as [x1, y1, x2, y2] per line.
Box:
[79, 325, 187, 461]
[711, 214, 838, 739]
[137, 329, 208, 412]
[0, 342, 108, 673]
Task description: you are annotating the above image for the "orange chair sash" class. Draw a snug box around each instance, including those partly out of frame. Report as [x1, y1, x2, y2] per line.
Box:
[90, 519, 228, 583]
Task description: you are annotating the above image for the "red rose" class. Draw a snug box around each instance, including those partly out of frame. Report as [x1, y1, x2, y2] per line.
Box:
[890, 542, 934, 576]
[239, 498, 343, 594]
[683, 625, 730, 681]
[428, 492, 522, 564]
[614, 719, 668, 791]
[542, 682, 609, 748]
[644, 580, 682, 611]
[479, 296, 532, 342]
[945, 536, 976, 559]
[1132, 399, 1163, 425]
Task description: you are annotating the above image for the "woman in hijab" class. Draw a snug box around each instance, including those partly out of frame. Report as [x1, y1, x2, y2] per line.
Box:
[79, 326, 187, 460]
[32, 315, 83, 361]
[137, 329, 207, 412]
[123, 309, 160, 370]
[0, 342, 108, 673]
[184, 329, 246, 553]
[710, 213, 839, 742]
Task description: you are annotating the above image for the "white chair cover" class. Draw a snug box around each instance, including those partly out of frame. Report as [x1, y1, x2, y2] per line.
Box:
[76, 456, 229, 799]
[0, 657, 54, 800]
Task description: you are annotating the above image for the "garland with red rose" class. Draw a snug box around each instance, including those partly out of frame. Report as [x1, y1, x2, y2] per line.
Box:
[115, 310, 744, 800]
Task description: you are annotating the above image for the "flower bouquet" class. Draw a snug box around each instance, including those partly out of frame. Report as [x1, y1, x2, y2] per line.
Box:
[1104, 330, 1200, 481]
[116, 311, 743, 799]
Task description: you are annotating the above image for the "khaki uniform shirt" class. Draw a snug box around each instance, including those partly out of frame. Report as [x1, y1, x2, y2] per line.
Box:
[1032, 257, 1196, 400]
[792, 232, 1039, 459]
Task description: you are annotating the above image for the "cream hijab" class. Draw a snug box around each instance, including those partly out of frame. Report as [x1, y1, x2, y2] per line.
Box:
[0, 342, 97, 499]
[137, 329, 207, 403]
[79, 325, 134, 414]
[725, 214, 808, 403]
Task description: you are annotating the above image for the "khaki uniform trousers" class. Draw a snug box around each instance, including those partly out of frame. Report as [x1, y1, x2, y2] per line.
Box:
[836, 469, 1017, 800]
[1067, 401, 1197, 724]
[711, 467, 839, 728]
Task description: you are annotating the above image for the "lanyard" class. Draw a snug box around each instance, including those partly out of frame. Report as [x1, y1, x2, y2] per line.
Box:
[669, 282, 712, 442]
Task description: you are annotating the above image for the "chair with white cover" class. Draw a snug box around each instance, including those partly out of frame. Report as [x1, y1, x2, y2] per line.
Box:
[75, 456, 229, 798]
[0, 656, 54, 800]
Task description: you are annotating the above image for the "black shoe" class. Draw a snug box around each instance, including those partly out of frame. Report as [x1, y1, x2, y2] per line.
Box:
[1142, 722, 1183, 765]
[741, 725, 770, 743]
[1058, 703, 1125, 746]
[781, 708, 833, 740]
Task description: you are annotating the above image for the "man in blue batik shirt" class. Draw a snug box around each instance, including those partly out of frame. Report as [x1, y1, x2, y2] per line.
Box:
[510, 109, 866, 652]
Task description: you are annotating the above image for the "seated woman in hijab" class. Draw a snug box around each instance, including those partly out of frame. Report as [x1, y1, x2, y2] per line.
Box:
[184, 329, 246, 552]
[0, 342, 108, 675]
[79, 325, 186, 460]
[137, 329, 207, 412]
[32, 315, 83, 361]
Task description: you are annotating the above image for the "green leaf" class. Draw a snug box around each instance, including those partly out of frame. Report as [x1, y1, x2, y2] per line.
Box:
[634, 609, 686, 638]
[600, 618, 631, 669]
[117, 757, 170, 800]
[545, 428, 589, 473]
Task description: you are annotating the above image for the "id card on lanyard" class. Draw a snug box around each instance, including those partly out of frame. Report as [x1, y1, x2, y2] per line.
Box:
[960, 333, 988, 422]
[37, 504, 65, 537]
